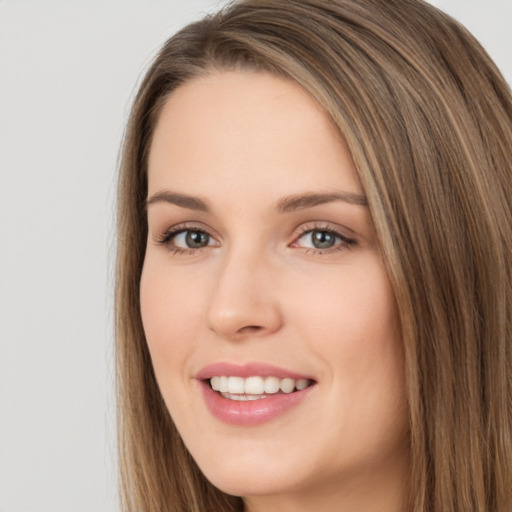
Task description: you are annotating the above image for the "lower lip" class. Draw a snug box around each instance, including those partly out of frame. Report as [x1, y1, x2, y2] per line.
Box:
[199, 381, 315, 426]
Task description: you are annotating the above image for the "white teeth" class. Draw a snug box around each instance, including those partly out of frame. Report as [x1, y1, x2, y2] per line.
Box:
[222, 392, 268, 401]
[280, 378, 295, 393]
[218, 375, 229, 393]
[211, 376, 221, 391]
[211, 375, 230, 393]
[264, 376, 280, 394]
[245, 376, 265, 394]
[227, 376, 245, 394]
[209, 375, 311, 395]
[296, 378, 309, 391]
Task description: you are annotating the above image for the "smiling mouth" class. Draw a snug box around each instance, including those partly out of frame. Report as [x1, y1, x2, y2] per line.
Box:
[208, 375, 314, 400]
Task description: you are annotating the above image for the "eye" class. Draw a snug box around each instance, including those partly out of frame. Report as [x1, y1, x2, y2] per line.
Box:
[174, 230, 212, 249]
[156, 225, 219, 254]
[292, 226, 356, 253]
[303, 230, 338, 249]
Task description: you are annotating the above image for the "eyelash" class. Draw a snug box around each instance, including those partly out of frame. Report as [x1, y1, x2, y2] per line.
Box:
[293, 223, 357, 255]
[156, 222, 357, 256]
[156, 223, 212, 256]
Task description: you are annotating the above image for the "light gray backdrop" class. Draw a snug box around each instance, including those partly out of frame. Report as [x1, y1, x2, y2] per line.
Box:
[0, 1, 510, 511]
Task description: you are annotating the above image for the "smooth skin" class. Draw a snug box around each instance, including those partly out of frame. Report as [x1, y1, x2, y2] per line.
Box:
[140, 71, 409, 512]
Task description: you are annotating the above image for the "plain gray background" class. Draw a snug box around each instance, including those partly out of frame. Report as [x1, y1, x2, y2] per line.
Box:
[0, 1, 510, 511]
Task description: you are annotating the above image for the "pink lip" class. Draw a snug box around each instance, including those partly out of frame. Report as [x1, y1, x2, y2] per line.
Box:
[196, 362, 316, 426]
[196, 362, 313, 381]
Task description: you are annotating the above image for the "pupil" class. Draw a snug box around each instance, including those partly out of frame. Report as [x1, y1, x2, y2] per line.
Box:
[186, 230, 209, 248]
[312, 230, 335, 249]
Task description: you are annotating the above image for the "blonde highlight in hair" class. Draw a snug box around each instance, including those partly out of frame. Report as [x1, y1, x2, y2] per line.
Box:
[115, 1, 512, 510]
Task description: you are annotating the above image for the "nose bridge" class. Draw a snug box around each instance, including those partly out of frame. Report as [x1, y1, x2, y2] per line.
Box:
[206, 241, 282, 339]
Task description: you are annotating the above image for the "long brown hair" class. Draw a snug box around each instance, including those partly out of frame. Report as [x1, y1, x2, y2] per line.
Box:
[115, 1, 512, 510]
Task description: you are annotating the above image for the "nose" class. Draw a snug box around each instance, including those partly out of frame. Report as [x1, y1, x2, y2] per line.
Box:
[205, 247, 283, 341]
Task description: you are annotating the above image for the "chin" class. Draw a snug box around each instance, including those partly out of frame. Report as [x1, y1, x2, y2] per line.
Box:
[204, 468, 301, 499]
[190, 447, 307, 497]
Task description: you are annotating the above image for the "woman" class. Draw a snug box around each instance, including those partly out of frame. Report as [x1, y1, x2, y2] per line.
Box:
[115, 0, 512, 510]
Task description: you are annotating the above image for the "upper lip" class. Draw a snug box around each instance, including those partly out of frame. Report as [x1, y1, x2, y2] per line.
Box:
[196, 362, 315, 381]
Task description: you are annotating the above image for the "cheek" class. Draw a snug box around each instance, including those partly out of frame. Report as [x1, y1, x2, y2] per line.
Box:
[289, 258, 398, 352]
[335, 269, 402, 390]
[139, 257, 203, 374]
[291, 259, 404, 414]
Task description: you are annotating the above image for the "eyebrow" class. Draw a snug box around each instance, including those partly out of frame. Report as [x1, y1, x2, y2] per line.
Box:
[276, 192, 368, 211]
[146, 191, 210, 212]
[145, 190, 368, 212]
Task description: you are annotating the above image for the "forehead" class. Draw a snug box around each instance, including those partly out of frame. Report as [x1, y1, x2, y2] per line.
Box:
[147, 71, 362, 200]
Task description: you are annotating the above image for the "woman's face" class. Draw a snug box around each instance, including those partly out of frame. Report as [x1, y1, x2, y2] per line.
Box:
[141, 71, 409, 510]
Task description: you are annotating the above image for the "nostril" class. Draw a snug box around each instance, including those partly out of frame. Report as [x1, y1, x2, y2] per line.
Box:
[238, 325, 263, 334]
